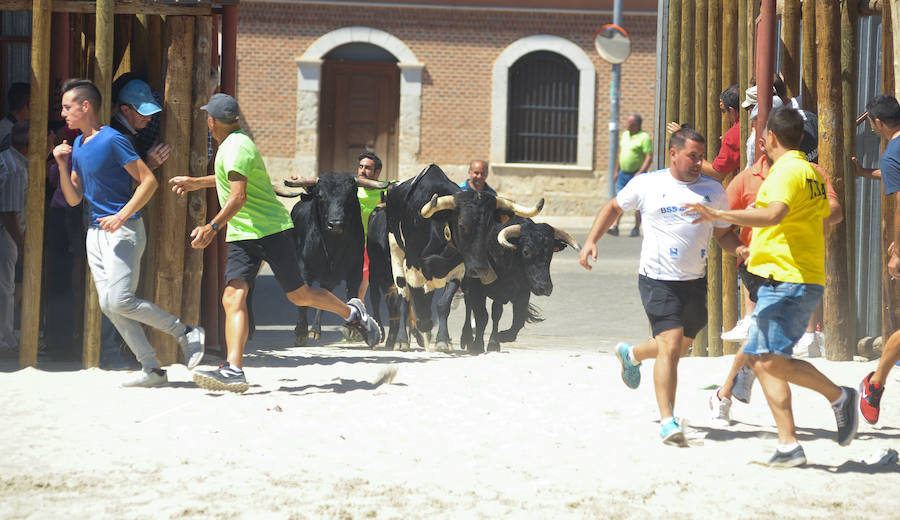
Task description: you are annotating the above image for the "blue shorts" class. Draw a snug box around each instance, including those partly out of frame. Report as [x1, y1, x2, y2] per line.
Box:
[615, 171, 636, 194]
[742, 281, 824, 358]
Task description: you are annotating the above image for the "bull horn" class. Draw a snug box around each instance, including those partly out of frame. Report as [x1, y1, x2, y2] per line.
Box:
[356, 177, 390, 190]
[497, 224, 522, 250]
[552, 226, 581, 251]
[272, 183, 303, 198]
[284, 176, 318, 188]
[420, 194, 456, 218]
[496, 197, 544, 217]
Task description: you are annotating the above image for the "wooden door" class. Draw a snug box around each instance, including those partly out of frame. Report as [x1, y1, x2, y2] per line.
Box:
[319, 61, 399, 180]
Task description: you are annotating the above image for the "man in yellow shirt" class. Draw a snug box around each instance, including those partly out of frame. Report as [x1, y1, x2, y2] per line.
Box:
[688, 107, 858, 467]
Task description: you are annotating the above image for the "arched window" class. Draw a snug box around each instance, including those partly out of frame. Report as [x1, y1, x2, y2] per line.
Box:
[506, 51, 579, 164]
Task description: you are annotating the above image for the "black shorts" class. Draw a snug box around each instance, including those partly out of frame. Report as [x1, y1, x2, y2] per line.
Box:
[225, 229, 305, 293]
[738, 262, 766, 303]
[638, 274, 708, 338]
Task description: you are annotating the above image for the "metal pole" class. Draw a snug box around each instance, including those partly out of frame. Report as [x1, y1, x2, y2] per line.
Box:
[607, 0, 623, 202]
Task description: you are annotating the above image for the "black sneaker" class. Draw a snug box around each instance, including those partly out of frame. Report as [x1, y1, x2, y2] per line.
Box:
[193, 364, 249, 393]
[629, 227, 640, 237]
[606, 226, 619, 237]
[767, 445, 806, 467]
[344, 298, 383, 347]
[832, 386, 859, 446]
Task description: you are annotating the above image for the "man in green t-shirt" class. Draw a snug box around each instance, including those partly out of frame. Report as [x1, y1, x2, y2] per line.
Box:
[609, 114, 653, 237]
[355, 151, 390, 301]
[170, 93, 382, 393]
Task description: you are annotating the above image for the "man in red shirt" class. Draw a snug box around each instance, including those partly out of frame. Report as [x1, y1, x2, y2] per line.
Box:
[667, 85, 742, 182]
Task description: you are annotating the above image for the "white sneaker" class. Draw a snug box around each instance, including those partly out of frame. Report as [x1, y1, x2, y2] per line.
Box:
[794, 332, 816, 358]
[721, 317, 751, 341]
[709, 388, 732, 426]
[731, 365, 755, 404]
[808, 331, 824, 358]
[122, 368, 168, 388]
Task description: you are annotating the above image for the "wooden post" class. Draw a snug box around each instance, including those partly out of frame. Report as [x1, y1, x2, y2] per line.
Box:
[665, 0, 682, 166]
[841, 0, 859, 352]
[183, 16, 212, 328]
[113, 14, 132, 79]
[887, 1, 900, 339]
[81, 0, 115, 368]
[817, 0, 855, 361]
[149, 16, 195, 364]
[782, 0, 802, 99]
[721, 0, 740, 354]
[131, 15, 148, 79]
[20, 0, 52, 368]
[679, 0, 695, 126]
[802, 0, 817, 109]
[147, 16, 163, 92]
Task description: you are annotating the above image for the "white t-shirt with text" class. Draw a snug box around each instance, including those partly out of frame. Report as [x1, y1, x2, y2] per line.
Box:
[616, 169, 730, 281]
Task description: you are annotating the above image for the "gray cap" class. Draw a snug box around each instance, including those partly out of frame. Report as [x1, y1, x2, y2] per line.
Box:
[201, 93, 240, 123]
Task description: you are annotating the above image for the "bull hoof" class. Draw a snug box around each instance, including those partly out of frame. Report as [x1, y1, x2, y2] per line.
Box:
[294, 333, 308, 347]
[395, 342, 409, 351]
[308, 330, 320, 342]
[412, 330, 426, 350]
[468, 343, 485, 354]
[435, 340, 450, 352]
[496, 330, 517, 343]
[487, 340, 501, 352]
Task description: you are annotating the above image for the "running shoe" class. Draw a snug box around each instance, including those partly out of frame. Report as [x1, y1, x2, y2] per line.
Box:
[708, 388, 732, 426]
[177, 325, 206, 370]
[629, 227, 640, 237]
[721, 317, 751, 341]
[660, 418, 686, 446]
[344, 298, 383, 347]
[832, 386, 859, 446]
[122, 368, 167, 388]
[767, 445, 806, 468]
[193, 364, 249, 393]
[606, 226, 619, 237]
[616, 342, 641, 389]
[794, 332, 816, 358]
[859, 371, 884, 425]
[730, 365, 755, 404]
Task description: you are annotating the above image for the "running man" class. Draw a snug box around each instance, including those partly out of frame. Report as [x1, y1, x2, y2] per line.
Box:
[170, 93, 382, 393]
[688, 107, 858, 467]
[579, 128, 745, 445]
[52, 79, 205, 387]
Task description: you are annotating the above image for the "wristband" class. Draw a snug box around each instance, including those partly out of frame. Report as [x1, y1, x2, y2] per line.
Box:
[209, 221, 220, 233]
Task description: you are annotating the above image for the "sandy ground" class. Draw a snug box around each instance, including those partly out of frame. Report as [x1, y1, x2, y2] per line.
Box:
[1, 342, 898, 520]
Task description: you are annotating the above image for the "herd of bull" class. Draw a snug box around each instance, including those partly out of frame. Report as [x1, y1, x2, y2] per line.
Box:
[275, 164, 580, 352]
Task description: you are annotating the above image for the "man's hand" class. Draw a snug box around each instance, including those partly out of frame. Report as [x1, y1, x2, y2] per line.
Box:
[685, 203, 719, 223]
[666, 122, 680, 135]
[889, 242, 900, 279]
[97, 213, 126, 233]
[190, 224, 216, 249]
[145, 143, 172, 170]
[579, 241, 598, 270]
[53, 140, 72, 163]
[170, 176, 196, 197]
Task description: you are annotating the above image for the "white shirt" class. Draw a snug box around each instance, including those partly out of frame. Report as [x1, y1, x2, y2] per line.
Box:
[616, 169, 730, 281]
[0, 146, 28, 234]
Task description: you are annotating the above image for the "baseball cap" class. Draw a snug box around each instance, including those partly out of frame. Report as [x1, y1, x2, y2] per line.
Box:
[118, 79, 162, 116]
[742, 85, 757, 109]
[201, 93, 240, 123]
[749, 95, 784, 120]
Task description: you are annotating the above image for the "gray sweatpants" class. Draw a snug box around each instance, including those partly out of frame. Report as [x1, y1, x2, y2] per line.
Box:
[0, 229, 16, 349]
[86, 217, 186, 370]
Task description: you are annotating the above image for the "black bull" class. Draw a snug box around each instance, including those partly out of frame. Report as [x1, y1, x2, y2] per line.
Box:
[460, 217, 580, 353]
[383, 164, 543, 351]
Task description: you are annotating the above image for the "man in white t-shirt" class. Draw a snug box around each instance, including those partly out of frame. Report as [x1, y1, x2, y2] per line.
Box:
[580, 128, 747, 445]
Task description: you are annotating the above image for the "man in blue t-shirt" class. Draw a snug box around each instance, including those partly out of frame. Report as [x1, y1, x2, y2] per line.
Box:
[852, 94, 900, 425]
[52, 79, 204, 388]
[458, 159, 497, 195]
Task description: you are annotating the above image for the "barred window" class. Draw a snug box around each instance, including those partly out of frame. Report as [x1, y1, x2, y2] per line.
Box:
[506, 51, 579, 164]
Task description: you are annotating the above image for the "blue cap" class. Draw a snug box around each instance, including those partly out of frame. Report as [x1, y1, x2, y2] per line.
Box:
[118, 80, 162, 116]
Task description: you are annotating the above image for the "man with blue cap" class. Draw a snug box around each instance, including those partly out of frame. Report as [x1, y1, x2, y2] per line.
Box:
[112, 78, 171, 170]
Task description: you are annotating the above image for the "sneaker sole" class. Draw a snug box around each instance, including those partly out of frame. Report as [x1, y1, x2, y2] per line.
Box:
[193, 372, 249, 393]
[858, 380, 881, 425]
[768, 456, 807, 468]
[662, 430, 686, 447]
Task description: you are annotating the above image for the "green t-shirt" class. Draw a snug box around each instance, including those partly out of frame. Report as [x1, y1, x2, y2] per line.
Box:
[358, 186, 383, 237]
[618, 130, 653, 173]
[215, 130, 293, 242]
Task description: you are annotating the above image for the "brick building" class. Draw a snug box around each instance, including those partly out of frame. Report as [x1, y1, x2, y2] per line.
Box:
[236, 0, 659, 215]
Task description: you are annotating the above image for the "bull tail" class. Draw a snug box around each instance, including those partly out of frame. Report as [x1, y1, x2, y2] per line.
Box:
[526, 303, 544, 324]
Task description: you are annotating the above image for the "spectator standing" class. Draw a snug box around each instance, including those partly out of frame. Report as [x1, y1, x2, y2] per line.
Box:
[0, 120, 29, 352]
[459, 160, 496, 195]
[0, 83, 30, 149]
[608, 114, 652, 237]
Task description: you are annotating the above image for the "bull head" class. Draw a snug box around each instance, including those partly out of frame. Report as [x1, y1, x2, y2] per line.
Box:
[419, 194, 545, 219]
[498, 224, 580, 251]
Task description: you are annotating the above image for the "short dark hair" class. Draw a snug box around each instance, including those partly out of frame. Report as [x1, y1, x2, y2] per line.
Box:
[866, 94, 900, 126]
[61, 78, 102, 111]
[358, 151, 382, 172]
[669, 128, 705, 151]
[632, 113, 642, 127]
[7, 82, 30, 112]
[720, 84, 740, 111]
[765, 106, 804, 150]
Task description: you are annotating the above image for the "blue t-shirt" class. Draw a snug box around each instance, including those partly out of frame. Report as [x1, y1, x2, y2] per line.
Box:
[458, 179, 497, 196]
[881, 136, 900, 196]
[71, 126, 141, 226]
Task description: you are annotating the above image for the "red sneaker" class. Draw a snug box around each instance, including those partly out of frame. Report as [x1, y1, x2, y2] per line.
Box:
[859, 371, 885, 425]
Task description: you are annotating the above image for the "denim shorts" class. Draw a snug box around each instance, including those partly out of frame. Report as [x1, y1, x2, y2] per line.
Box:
[615, 170, 636, 194]
[742, 281, 824, 358]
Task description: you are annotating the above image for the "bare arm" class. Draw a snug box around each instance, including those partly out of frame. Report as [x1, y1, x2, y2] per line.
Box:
[713, 226, 749, 259]
[889, 191, 900, 278]
[638, 152, 653, 174]
[851, 156, 881, 180]
[189, 171, 247, 249]
[825, 195, 843, 227]
[170, 174, 216, 196]
[579, 198, 624, 270]
[96, 158, 158, 233]
[701, 160, 727, 182]
[53, 140, 84, 206]
[686, 200, 790, 228]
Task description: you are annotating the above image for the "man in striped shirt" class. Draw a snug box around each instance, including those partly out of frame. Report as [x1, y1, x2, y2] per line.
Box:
[0, 120, 29, 351]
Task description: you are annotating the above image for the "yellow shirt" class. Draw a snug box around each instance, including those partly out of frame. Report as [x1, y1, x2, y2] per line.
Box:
[747, 150, 830, 285]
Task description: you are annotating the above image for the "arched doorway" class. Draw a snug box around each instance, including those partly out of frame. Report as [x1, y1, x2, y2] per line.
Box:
[319, 43, 399, 179]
